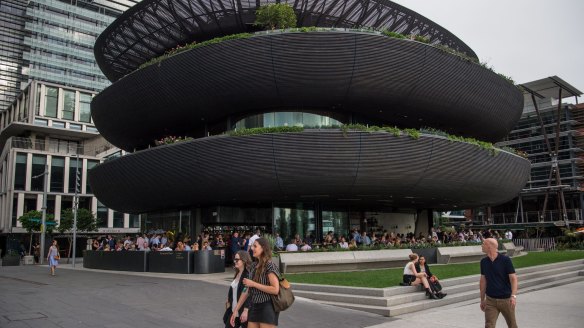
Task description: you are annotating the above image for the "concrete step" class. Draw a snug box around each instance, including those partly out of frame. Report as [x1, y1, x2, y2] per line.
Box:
[293, 262, 584, 305]
[298, 267, 584, 317]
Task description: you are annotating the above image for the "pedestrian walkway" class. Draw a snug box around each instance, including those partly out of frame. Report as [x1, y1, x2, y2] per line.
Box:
[366, 279, 584, 328]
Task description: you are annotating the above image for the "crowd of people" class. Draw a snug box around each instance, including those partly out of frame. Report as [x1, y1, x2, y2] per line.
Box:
[279, 227, 513, 252]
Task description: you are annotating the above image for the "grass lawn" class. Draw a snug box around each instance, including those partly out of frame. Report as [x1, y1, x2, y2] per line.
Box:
[286, 250, 584, 288]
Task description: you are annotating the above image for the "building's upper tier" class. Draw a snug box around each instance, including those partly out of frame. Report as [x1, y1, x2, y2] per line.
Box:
[94, 0, 478, 81]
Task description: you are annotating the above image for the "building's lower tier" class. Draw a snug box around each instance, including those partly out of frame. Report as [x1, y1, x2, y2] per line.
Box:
[88, 130, 531, 214]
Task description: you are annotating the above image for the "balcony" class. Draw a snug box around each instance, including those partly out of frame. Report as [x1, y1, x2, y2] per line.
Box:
[8, 137, 115, 157]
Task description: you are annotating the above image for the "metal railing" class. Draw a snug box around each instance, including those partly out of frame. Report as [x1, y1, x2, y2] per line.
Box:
[9, 137, 116, 157]
[512, 238, 556, 251]
[475, 209, 583, 225]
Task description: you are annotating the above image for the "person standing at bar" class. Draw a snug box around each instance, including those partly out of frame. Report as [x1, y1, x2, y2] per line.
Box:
[480, 238, 518, 328]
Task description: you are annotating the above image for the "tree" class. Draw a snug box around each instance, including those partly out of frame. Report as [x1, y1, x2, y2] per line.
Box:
[58, 208, 99, 261]
[255, 3, 297, 30]
[18, 210, 56, 255]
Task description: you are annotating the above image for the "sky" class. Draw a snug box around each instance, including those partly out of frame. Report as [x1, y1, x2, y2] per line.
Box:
[394, 0, 584, 102]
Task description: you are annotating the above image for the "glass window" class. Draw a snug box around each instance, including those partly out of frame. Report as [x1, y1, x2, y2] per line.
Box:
[52, 121, 65, 129]
[44, 87, 58, 118]
[129, 214, 140, 228]
[69, 158, 82, 193]
[50, 156, 65, 192]
[62, 90, 75, 120]
[273, 204, 316, 243]
[35, 85, 41, 115]
[97, 200, 108, 228]
[69, 123, 82, 130]
[85, 160, 99, 194]
[14, 153, 27, 190]
[12, 196, 18, 227]
[31, 155, 46, 191]
[79, 93, 92, 123]
[321, 210, 349, 241]
[113, 211, 124, 228]
[34, 118, 48, 126]
[234, 112, 341, 130]
[86, 126, 98, 132]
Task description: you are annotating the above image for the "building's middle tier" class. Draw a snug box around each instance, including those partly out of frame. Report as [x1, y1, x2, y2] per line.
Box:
[91, 31, 523, 151]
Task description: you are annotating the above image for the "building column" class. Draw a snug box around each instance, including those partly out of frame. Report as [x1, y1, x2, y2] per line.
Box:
[107, 209, 113, 228]
[54, 195, 61, 223]
[16, 193, 24, 227]
[124, 214, 129, 228]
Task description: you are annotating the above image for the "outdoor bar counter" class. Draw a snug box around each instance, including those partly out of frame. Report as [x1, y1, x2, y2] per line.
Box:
[83, 250, 225, 274]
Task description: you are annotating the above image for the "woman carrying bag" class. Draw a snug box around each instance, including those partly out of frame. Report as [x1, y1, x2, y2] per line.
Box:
[415, 256, 447, 298]
[231, 237, 280, 328]
[47, 239, 59, 276]
[224, 250, 252, 328]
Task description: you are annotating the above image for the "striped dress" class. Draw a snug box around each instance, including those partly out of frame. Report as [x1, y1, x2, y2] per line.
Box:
[248, 261, 280, 304]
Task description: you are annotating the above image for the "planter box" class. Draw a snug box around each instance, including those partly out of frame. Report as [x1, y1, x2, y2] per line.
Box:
[411, 248, 438, 264]
[148, 251, 193, 274]
[23, 255, 35, 265]
[2, 255, 20, 266]
[83, 250, 148, 272]
[193, 250, 225, 274]
[279, 249, 412, 273]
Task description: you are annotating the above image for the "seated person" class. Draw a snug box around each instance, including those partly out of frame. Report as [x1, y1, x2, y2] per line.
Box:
[159, 243, 173, 251]
[202, 241, 212, 251]
[339, 236, 349, 249]
[415, 256, 446, 298]
[285, 239, 299, 252]
[300, 243, 312, 251]
[402, 253, 439, 299]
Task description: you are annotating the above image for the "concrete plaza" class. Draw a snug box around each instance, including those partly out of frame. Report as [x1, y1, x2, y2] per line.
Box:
[0, 263, 582, 327]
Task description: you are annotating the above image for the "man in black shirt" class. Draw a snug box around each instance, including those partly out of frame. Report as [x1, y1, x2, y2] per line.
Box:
[480, 238, 518, 328]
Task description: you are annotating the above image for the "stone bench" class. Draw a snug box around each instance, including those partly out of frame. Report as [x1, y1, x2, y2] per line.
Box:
[437, 246, 484, 264]
[279, 249, 413, 274]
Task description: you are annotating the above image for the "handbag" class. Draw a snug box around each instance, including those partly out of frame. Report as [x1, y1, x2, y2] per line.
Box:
[430, 276, 442, 292]
[54, 255, 60, 260]
[271, 274, 295, 312]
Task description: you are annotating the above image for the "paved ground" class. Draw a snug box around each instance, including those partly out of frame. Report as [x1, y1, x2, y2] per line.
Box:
[0, 264, 583, 328]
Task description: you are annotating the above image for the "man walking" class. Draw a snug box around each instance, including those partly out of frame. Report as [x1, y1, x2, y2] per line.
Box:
[480, 238, 518, 328]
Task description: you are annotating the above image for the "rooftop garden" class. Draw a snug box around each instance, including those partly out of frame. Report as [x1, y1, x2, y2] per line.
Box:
[132, 4, 515, 86]
[155, 125, 529, 159]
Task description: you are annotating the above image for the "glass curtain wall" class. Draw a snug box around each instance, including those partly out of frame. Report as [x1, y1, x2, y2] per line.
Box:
[234, 112, 341, 130]
[50, 156, 64, 192]
[273, 203, 316, 243]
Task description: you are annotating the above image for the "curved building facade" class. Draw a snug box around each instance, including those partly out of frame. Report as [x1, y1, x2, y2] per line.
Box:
[89, 0, 530, 239]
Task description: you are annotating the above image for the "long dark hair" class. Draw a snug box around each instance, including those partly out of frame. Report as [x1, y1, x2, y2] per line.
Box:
[252, 237, 273, 282]
[234, 250, 252, 279]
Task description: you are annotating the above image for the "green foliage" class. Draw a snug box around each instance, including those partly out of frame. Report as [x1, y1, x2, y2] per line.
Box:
[382, 30, 406, 39]
[58, 208, 99, 234]
[18, 210, 56, 234]
[286, 250, 584, 288]
[138, 33, 253, 70]
[411, 34, 430, 43]
[255, 3, 297, 30]
[154, 136, 193, 146]
[228, 126, 304, 137]
[299, 26, 318, 33]
[404, 128, 420, 139]
[262, 233, 277, 251]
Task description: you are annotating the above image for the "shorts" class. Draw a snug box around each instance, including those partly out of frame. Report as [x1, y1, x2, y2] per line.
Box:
[403, 274, 416, 285]
[249, 301, 279, 325]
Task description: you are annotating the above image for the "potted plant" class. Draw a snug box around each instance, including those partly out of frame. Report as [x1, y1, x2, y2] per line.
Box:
[2, 249, 21, 266]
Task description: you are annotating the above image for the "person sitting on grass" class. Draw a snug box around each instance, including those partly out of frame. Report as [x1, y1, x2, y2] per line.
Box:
[402, 253, 439, 299]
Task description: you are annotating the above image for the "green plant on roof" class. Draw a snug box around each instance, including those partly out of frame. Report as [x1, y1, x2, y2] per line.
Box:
[255, 3, 297, 30]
